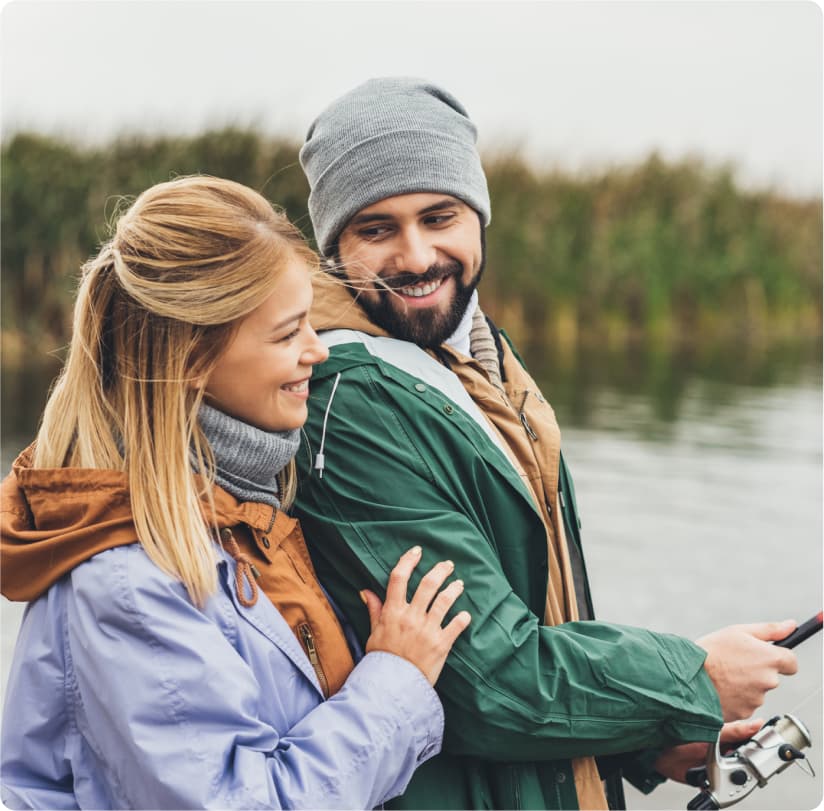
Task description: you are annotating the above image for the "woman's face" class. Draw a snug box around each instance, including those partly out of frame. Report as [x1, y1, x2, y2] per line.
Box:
[204, 258, 329, 432]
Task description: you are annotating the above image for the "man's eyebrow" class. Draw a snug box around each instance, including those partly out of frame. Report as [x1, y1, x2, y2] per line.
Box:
[348, 212, 394, 226]
[418, 198, 463, 215]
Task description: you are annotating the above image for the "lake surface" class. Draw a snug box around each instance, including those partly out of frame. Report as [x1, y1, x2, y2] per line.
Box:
[1, 344, 821, 810]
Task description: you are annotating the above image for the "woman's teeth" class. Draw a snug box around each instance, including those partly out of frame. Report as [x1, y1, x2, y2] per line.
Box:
[397, 278, 444, 297]
[282, 380, 309, 393]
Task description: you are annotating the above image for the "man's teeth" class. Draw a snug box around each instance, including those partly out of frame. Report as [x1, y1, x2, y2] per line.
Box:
[397, 278, 444, 297]
[283, 380, 309, 393]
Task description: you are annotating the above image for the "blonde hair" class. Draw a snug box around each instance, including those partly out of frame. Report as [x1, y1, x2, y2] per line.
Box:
[33, 176, 318, 606]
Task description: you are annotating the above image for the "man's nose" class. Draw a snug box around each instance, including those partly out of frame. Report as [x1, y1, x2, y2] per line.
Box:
[393, 228, 436, 275]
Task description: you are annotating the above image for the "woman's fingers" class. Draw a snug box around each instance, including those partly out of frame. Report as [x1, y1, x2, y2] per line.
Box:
[425, 578, 465, 625]
[362, 550, 472, 685]
[360, 589, 383, 632]
[383, 546, 422, 609]
[442, 610, 472, 646]
[409, 559, 455, 612]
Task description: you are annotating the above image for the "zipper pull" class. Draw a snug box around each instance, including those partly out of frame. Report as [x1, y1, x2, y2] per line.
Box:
[518, 390, 539, 441]
[300, 624, 318, 660]
[520, 410, 538, 440]
[299, 623, 330, 697]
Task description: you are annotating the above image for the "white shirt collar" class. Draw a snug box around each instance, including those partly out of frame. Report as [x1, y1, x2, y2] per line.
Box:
[443, 290, 478, 356]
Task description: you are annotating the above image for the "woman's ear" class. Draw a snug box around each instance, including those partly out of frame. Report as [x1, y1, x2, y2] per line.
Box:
[188, 372, 209, 392]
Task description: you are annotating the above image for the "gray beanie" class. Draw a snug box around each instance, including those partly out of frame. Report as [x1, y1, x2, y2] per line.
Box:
[299, 77, 491, 256]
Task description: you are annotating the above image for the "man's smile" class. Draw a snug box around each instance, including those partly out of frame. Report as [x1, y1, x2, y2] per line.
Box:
[396, 278, 445, 298]
[389, 275, 455, 309]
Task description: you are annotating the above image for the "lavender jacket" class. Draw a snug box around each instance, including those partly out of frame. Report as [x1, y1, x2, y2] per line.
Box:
[1, 543, 443, 809]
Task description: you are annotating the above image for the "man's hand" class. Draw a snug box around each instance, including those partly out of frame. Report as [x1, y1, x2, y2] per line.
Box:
[696, 621, 798, 721]
[654, 719, 764, 783]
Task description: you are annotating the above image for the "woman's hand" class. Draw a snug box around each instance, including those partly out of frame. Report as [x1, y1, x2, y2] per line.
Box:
[362, 545, 471, 685]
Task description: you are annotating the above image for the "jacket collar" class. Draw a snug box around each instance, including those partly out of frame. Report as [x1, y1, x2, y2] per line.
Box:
[0, 445, 280, 602]
[310, 271, 388, 336]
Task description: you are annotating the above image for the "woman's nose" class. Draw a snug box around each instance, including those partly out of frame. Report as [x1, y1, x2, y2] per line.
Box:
[304, 324, 329, 365]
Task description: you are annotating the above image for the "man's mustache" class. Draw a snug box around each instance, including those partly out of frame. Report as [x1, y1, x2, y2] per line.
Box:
[375, 262, 462, 291]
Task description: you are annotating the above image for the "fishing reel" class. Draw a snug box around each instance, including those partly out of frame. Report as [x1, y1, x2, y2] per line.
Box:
[686, 714, 814, 809]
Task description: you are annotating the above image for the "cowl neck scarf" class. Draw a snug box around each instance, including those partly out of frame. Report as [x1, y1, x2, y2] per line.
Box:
[197, 403, 300, 509]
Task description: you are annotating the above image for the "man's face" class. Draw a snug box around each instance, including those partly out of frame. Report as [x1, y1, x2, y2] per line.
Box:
[336, 193, 484, 347]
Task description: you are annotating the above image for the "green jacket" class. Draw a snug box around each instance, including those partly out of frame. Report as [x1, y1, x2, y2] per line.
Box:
[295, 327, 722, 810]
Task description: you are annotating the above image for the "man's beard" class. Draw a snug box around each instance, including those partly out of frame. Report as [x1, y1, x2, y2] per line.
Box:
[347, 259, 484, 349]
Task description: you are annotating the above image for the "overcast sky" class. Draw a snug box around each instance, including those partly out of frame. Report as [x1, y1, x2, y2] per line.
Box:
[1, 0, 822, 198]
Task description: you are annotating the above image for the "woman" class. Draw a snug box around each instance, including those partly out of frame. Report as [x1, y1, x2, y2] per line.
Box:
[0, 176, 471, 810]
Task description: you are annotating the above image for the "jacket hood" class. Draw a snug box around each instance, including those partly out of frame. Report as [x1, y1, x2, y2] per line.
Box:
[310, 271, 391, 336]
[0, 446, 278, 602]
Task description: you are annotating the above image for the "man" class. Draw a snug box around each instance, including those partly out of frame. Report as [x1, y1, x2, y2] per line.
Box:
[294, 77, 797, 810]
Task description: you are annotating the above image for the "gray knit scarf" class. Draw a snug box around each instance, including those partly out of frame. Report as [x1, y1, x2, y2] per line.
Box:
[444, 293, 506, 394]
[469, 305, 506, 394]
[196, 402, 300, 509]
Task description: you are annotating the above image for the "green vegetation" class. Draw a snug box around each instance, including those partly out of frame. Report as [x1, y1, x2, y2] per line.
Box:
[2, 130, 821, 357]
[483, 153, 822, 350]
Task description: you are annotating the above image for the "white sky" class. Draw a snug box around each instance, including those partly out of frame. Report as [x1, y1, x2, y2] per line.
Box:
[1, 0, 822, 198]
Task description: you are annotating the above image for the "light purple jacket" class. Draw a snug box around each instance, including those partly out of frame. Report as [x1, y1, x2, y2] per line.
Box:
[1, 543, 443, 809]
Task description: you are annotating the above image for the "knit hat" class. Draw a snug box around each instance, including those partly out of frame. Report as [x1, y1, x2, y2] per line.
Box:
[300, 77, 491, 256]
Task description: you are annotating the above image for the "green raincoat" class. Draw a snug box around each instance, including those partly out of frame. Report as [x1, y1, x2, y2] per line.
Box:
[295, 309, 722, 810]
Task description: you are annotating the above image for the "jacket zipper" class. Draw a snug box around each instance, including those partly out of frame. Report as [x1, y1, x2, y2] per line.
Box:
[515, 390, 552, 519]
[298, 622, 330, 698]
[518, 391, 538, 440]
[519, 409, 538, 440]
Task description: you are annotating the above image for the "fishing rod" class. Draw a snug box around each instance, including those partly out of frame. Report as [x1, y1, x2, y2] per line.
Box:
[774, 611, 823, 650]
[685, 611, 823, 810]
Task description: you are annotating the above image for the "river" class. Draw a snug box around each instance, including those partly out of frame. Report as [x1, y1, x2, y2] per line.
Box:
[1, 344, 821, 810]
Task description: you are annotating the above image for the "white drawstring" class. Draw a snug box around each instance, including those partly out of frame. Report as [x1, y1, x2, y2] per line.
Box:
[314, 372, 341, 479]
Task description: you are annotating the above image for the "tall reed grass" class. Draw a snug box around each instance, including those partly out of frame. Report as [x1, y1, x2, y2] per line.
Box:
[2, 130, 820, 356]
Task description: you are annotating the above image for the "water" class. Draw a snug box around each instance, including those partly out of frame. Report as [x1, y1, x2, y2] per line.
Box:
[559, 381, 823, 810]
[1, 348, 821, 810]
